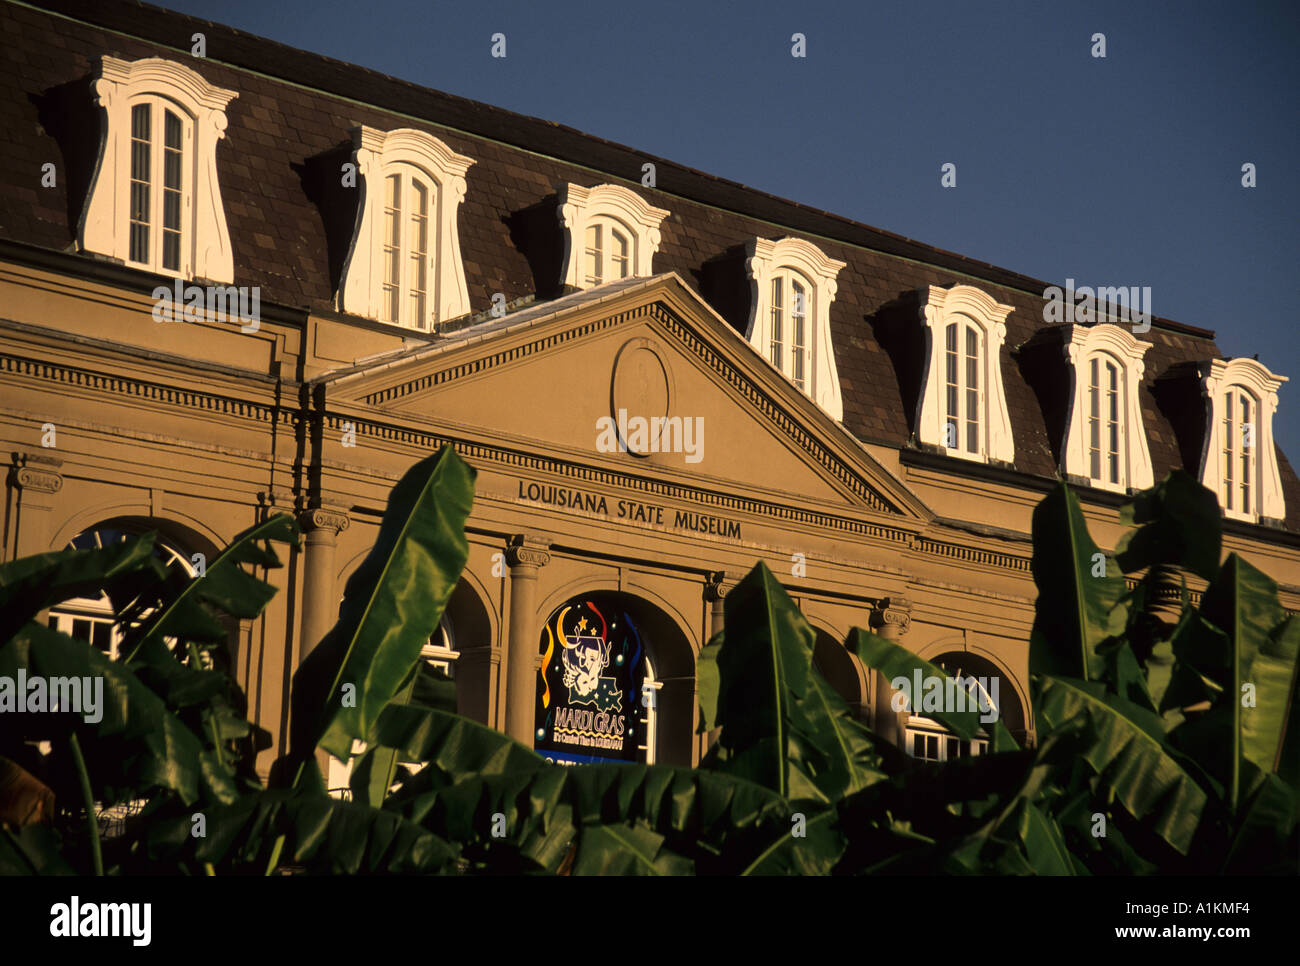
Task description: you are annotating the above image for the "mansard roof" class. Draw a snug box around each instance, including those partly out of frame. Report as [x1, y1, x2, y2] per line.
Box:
[2, 0, 1297, 530]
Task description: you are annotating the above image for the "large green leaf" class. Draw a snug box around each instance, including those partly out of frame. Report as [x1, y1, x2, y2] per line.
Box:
[1035, 675, 1208, 854]
[705, 562, 828, 802]
[1114, 470, 1222, 580]
[291, 447, 475, 763]
[0, 621, 239, 806]
[573, 821, 694, 875]
[1028, 483, 1128, 680]
[1166, 555, 1293, 810]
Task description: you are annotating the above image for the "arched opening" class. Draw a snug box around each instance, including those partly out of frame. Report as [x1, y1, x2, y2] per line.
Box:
[47, 518, 212, 662]
[811, 629, 865, 717]
[902, 651, 1025, 761]
[534, 590, 693, 767]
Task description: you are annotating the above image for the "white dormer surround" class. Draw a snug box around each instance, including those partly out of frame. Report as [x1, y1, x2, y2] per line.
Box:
[1198, 358, 1287, 523]
[1060, 324, 1154, 492]
[558, 183, 669, 290]
[917, 285, 1016, 464]
[745, 237, 846, 420]
[80, 56, 238, 282]
[337, 126, 475, 330]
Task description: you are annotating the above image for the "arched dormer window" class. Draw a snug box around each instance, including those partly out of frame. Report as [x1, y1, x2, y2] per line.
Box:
[1198, 358, 1287, 523]
[558, 183, 669, 291]
[337, 126, 475, 331]
[745, 237, 846, 419]
[917, 285, 1015, 463]
[1061, 323, 1154, 492]
[79, 57, 237, 282]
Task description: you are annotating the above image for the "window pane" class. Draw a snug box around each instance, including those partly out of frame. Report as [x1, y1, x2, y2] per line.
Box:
[791, 280, 806, 388]
[770, 276, 783, 368]
[409, 179, 429, 328]
[382, 174, 401, 323]
[945, 323, 958, 446]
[1223, 392, 1234, 509]
[1240, 394, 1252, 514]
[611, 228, 630, 279]
[964, 326, 979, 453]
[129, 103, 151, 263]
[584, 223, 602, 286]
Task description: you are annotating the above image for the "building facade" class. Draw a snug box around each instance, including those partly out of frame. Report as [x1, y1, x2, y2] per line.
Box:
[2, 0, 1297, 781]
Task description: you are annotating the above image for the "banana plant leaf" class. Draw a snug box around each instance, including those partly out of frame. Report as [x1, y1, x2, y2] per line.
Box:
[700, 562, 830, 802]
[1114, 469, 1222, 580]
[291, 446, 474, 765]
[1035, 674, 1208, 854]
[1029, 483, 1128, 681]
[1, 620, 239, 806]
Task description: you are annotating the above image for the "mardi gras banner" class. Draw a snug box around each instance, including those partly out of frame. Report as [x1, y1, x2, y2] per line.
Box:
[534, 597, 646, 765]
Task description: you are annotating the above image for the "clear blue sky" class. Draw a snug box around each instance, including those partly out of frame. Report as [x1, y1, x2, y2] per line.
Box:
[160, 0, 1299, 461]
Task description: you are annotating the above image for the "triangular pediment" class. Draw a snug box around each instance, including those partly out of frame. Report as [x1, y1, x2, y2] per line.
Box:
[320, 274, 932, 521]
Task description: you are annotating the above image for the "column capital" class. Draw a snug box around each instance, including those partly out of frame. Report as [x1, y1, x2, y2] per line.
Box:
[506, 533, 551, 569]
[299, 506, 351, 536]
[704, 571, 727, 602]
[870, 596, 913, 635]
[9, 453, 63, 494]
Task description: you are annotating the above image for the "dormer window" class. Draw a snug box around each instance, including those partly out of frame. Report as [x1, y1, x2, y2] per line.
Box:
[917, 285, 1015, 463]
[338, 126, 474, 331]
[1198, 358, 1287, 523]
[558, 184, 668, 291]
[1060, 324, 1154, 492]
[80, 57, 237, 282]
[745, 238, 846, 419]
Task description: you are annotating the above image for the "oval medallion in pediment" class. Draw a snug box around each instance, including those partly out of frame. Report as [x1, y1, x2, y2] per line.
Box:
[610, 338, 673, 456]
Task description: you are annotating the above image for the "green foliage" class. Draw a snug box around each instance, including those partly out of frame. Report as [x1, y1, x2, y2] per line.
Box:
[2, 456, 1295, 876]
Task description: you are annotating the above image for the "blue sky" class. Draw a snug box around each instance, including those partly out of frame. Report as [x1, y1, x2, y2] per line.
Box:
[160, 0, 1299, 461]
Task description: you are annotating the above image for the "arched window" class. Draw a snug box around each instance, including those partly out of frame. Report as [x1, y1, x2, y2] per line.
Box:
[1060, 324, 1153, 492]
[1089, 354, 1121, 484]
[745, 237, 846, 418]
[898, 652, 1024, 761]
[944, 319, 982, 455]
[337, 126, 475, 331]
[1198, 358, 1287, 523]
[558, 183, 669, 292]
[126, 97, 190, 273]
[1223, 388, 1255, 515]
[80, 57, 238, 282]
[918, 285, 1015, 464]
[582, 217, 633, 287]
[768, 269, 812, 391]
[379, 167, 436, 327]
[47, 523, 198, 661]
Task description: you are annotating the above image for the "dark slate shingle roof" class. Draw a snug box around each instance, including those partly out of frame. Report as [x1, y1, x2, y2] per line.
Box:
[2, 0, 1296, 531]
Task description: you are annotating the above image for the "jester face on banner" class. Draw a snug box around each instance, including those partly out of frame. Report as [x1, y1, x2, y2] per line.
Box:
[535, 597, 645, 766]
